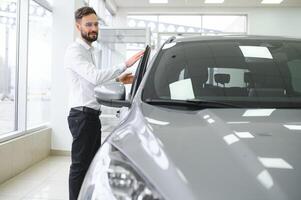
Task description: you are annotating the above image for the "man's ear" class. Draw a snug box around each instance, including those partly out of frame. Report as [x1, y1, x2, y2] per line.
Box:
[75, 21, 81, 31]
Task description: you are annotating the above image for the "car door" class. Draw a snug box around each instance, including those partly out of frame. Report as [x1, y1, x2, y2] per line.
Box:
[129, 45, 151, 100]
[118, 45, 151, 120]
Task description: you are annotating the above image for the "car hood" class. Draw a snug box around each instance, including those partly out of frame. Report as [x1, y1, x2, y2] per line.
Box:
[111, 102, 301, 200]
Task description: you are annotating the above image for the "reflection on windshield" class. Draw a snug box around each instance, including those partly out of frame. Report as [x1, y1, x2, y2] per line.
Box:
[257, 170, 274, 189]
[243, 109, 276, 117]
[283, 124, 301, 130]
[239, 46, 273, 59]
[258, 157, 294, 169]
[143, 40, 301, 108]
[235, 131, 254, 138]
[162, 42, 177, 50]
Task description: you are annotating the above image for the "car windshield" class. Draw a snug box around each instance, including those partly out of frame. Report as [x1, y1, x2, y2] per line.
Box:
[142, 39, 301, 109]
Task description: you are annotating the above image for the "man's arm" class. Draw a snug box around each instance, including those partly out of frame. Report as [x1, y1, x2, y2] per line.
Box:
[65, 46, 126, 85]
[125, 50, 144, 68]
[65, 47, 144, 85]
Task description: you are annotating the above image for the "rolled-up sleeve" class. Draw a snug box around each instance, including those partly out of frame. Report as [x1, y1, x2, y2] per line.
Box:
[64, 45, 126, 85]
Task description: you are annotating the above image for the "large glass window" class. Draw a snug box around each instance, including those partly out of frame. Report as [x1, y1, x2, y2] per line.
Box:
[158, 15, 202, 33]
[104, 7, 113, 26]
[202, 15, 247, 34]
[0, 0, 17, 135]
[127, 14, 247, 49]
[27, 0, 52, 128]
[45, 0, 52, 6]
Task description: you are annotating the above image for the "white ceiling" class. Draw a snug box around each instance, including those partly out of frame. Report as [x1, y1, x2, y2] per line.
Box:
[113, 0, 301, 8]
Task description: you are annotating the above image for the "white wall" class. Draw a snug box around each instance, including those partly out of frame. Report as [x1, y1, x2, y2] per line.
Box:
[51, 0, 84, 151]
[248, 8, 301, 37]
[118, 7, 301, 38]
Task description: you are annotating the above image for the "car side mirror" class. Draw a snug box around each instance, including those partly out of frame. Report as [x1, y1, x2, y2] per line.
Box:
[94, 82, 131, 108]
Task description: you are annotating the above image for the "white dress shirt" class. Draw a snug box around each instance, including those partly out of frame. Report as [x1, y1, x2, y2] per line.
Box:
[64, 38, 126, 110]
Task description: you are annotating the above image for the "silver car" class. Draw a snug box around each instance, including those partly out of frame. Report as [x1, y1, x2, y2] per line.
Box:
[79, 36, 301, 200]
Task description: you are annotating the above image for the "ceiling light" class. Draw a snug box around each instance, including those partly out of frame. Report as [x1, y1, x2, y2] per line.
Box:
[205, 0, 224, 4]
[261, 0, 283, 4]
[149, 0, 168, 4]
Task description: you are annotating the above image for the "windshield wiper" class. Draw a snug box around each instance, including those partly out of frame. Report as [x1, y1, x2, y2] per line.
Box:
[144, 99, 241, 108]
[186, 99, 241, 108]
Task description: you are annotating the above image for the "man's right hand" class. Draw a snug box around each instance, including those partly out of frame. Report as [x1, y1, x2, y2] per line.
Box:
[117, 72, 134, 84]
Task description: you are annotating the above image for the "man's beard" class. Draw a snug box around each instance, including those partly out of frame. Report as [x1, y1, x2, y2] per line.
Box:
[81, 30, 98, 43]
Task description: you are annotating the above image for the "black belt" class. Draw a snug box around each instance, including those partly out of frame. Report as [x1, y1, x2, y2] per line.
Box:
[72, 106, 101, 116]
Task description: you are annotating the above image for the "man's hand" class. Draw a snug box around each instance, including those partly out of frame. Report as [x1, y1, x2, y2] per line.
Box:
[117, 72, 134, 84]
[125, 50, 145, 68]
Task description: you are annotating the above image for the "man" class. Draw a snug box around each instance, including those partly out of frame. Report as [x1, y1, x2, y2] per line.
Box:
[64, 6, 144, 200]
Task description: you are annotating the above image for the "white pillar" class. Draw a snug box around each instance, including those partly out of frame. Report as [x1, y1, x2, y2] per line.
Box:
[51, 0, 84, 151]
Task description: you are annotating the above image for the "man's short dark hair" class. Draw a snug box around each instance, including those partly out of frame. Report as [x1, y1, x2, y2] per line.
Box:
[75, 6, 97, 22]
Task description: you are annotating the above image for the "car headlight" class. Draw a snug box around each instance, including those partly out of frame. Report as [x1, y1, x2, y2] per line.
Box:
[79, 142, 164, 200]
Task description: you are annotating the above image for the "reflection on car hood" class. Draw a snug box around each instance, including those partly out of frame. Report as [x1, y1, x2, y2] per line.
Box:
[110, 102, 301, 200]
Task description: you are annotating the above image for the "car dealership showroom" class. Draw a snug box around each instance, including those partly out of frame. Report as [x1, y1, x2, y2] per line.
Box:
[1, 0, 301, 199]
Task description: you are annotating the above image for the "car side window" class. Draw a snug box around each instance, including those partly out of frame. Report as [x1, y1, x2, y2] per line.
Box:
[129, 45, 151, 100]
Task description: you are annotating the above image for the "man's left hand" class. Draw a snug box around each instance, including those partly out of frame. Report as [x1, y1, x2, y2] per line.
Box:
[125, 50, 145, 68]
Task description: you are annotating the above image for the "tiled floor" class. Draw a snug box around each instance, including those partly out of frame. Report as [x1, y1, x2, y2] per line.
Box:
[0, 156, 71, 200]
[0, 125, 114, 200]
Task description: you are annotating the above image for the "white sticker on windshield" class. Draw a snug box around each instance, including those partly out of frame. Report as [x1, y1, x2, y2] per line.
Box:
[239, 46, 273, 59]
[169, 78, 195, 100]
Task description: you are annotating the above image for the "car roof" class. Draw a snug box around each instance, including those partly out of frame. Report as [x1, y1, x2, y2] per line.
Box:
[170, 35, 301, 43]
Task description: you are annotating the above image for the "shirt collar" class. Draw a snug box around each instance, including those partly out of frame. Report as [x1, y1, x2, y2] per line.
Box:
[76, 37, 93, 51]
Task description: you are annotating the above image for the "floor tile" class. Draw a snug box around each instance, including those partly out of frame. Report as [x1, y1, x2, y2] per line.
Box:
[24, 180, 68, 200]
[0, 179, 41, 197]
[0, 156, 71, 200]
[0, 194, 23, 200]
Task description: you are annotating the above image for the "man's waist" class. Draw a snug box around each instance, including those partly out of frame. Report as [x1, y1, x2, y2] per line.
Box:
[71, 106, 101, 116]
[68, 99, 101, 112]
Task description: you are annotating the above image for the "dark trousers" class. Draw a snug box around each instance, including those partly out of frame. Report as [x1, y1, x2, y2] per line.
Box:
[67, 107, 102, 200]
